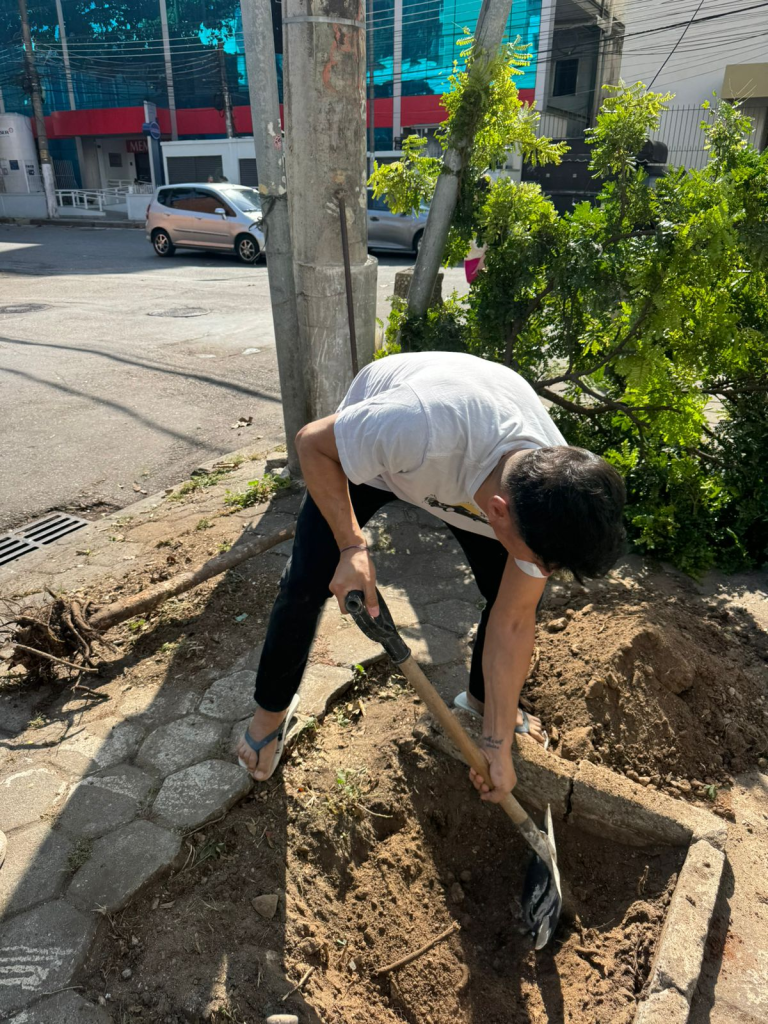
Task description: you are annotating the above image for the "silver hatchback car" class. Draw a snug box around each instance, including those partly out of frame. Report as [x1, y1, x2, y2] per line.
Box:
[146, 183, 265, 264]
[367, 188, 428, 253]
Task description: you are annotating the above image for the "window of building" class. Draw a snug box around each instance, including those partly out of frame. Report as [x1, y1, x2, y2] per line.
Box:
[108, 152, 123, 168]
[553, 58, 579, 97]
[166, 155, 223, 184]
[238, 159, 258, 187]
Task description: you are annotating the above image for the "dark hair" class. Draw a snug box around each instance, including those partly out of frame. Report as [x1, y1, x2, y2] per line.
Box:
[503, 447, 626, 579]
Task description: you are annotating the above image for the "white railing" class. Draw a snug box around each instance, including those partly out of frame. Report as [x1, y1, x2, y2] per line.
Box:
[107, 179, 154, 194]
[55, 189, 124, 213]
[55, 183, 155, 214]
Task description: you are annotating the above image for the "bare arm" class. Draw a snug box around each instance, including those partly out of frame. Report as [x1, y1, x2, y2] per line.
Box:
[295, 415, 380, 616]
[469, 560, 546, 803]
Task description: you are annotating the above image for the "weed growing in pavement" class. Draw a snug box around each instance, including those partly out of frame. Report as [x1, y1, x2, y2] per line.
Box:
[68, 838, 92, 872]
[166, 470, 226, 501]
[223, 473, 291, 510]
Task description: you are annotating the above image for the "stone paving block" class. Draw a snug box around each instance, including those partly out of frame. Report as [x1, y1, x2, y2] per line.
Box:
[648, 839, 725, 1003]
[634, 986, 690, 1024]
[572, 760, 727, 849]
[92, 763, 154, 804]
[57, 774, 141, 839]
[152, 759, 252, 830]
[420, 598, 479, 637]
[0, 823, 72, 916]
[427, 661, 473, 705]
[8, 990, 112, 1023]
[199, 670, 257, 721]
[0, 899, 96, 1015]
[0, 768, 67, 832]
[136, 714, 228, 776]
[118, 683, 201, 724]
[376, 550, 470, 584]
[314, 605, 384, 667]
[382, 576, 481, 609]
[299, 664, 356, 719]
[399, 623, 465, 666]
[68, 819, 181, 913]
[53, 718, 145, 777]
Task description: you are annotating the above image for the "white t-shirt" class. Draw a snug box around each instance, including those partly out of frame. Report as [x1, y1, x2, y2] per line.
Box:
[334, 352, 567, 577]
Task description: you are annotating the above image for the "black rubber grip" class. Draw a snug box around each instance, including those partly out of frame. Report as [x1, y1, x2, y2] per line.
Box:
[344, 589, 411, 665]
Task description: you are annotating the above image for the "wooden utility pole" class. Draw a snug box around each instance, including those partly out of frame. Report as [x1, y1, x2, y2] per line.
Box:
[283, 0, 377, 418]
[217, 42, 235, 138]
[406, 0, 514, 321]
[17, 0, 57, 217]
[240, 0, 306, 473]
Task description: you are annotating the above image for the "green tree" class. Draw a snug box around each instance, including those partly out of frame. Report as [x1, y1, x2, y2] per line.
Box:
[372, 65, 768, 575]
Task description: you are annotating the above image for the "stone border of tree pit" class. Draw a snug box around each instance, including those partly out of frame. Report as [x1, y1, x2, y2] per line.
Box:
[416, 708, 727, 1024]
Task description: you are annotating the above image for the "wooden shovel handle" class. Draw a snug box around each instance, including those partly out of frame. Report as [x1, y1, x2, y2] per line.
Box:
[398, 654, 529, 827]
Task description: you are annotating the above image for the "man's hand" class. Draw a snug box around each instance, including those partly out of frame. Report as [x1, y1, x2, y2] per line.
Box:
[330, 547, 380, 618]
[469, 738, 517, 803]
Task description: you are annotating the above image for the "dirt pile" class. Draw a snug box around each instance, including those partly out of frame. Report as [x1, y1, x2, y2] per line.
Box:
[83, 682, 682, 1024]
[530, 570, 768, 799]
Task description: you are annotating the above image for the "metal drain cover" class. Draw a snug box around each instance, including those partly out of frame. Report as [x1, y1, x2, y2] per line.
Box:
[0, 512, 89, 567]
[0, 303, 50, 315]
[147, 307, 210, 318]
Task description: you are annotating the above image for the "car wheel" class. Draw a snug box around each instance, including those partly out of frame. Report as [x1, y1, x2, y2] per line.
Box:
[236, 234, 261, 265]
[152, 229, 175, 257]
[413, 230, 424, 255]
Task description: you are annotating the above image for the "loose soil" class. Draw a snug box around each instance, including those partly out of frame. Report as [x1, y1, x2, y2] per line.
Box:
[82, 680, 682, 1024]
[531, 571, 768, 802]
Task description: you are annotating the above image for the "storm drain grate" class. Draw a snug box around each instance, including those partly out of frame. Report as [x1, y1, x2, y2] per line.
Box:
[0, 512, 89, 567]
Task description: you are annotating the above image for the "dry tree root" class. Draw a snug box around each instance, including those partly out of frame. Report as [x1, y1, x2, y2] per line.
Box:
[2, 525, 296, 682]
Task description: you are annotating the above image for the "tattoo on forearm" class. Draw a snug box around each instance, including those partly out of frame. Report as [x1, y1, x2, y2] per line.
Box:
[482, 735, 504, 751]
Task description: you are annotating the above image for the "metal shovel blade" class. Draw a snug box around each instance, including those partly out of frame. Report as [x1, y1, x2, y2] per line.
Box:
[521, 805, 562, 950]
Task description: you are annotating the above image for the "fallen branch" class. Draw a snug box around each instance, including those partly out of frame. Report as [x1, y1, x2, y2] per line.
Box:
[11, 643, 99, 675]
[375, 920, 460, 975]
[281, 965, 316, 1002]
[5, 525, 295, 679]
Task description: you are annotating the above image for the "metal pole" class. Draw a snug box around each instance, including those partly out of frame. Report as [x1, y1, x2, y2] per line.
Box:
[18, 0, 57, 218]
[0, 86, 6, 115]
[366, 0, 375, 178]
[53, 0, 86, 188]
[240, 0, 306, 474]
[392, 0, 403, 144]
[218, 41, 235, 138]
[283, 0, 378, 418]
[337, 192, 359, 376]
[158, 0, 178, 140]
[406, 0, 514, 321]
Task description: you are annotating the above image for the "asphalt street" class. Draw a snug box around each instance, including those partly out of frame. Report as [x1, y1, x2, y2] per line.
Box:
[0, 224, 465, 533]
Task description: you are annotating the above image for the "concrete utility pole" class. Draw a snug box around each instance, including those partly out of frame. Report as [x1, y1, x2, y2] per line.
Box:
[284, 0, 377, 418]
[17, 0, 57, 218]
[217, 42, 235, 138]
[406, 0, 513, 319]
[158, 0, 178, 140]
[240, 0, 306, 474]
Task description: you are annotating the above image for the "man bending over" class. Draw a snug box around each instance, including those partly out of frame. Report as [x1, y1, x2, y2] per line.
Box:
[237, 352, 625, 803]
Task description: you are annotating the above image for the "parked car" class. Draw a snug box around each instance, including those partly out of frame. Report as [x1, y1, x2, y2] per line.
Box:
[367, 188, 428, 253]
[146, 183, 265, 264]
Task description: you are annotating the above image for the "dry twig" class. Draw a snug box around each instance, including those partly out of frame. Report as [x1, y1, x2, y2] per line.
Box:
[281, 965, 315, 1002]
[375, 921, 460, 975]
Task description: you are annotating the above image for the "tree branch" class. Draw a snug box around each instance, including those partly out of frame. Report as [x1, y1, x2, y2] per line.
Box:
[503, 282, 555, 367]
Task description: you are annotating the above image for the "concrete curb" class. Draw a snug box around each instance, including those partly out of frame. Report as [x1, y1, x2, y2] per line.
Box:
[413, 709, 727, 1024]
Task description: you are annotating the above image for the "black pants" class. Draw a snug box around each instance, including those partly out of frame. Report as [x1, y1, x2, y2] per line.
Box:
[254, 483, 509, 712]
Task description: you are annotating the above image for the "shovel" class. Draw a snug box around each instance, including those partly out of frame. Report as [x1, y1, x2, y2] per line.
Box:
[345, 588, 562, 949]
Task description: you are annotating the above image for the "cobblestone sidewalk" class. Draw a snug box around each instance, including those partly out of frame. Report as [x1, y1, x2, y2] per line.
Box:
[0, 450, 488, 1020]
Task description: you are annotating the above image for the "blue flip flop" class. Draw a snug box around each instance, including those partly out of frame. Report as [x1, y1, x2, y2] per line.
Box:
[237, 693, 300, 780]
[453, 691, 550, 750]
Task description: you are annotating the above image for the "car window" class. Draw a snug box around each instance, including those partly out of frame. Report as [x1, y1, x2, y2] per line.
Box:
[156, 189, 174, 207]
[367, 192, 390, 212]
[169, 189, 223, 214]
[221, 188, 262, 213]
